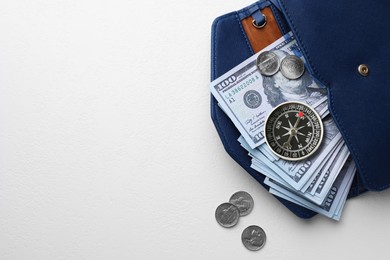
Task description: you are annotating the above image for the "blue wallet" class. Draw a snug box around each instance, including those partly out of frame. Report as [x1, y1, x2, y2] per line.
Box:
[210, 0, 390, 218]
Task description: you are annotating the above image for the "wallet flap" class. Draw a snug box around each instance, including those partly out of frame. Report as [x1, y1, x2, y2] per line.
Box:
[278, 0, 390, 191]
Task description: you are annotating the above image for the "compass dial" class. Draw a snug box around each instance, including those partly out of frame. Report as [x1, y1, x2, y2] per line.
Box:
[265, 102, 323, 161]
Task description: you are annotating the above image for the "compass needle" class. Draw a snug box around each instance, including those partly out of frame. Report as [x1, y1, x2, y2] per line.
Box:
[283, 134, 293, 149]
[293, 117, 301, 128]
[288, 120, 293, 129]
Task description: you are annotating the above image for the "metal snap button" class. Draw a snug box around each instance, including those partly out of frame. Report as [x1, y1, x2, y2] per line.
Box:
[358, 64, 369, 76]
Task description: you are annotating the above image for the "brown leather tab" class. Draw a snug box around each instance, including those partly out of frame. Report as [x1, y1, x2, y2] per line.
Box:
[241, 7, 283, 53]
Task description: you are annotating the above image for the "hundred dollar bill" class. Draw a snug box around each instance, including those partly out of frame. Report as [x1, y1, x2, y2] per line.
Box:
[246, 138, 342, 195]
[258, 139, 344, 199]
[262, 144, 349, 206]
[238, 116, 342, 190]
[310, 145, 348, 196]
[258, 143, 280, 162]
[266, 160, 356, 220]
[301, 139, 343, 193]
[316, 99, 330, 118]
[251, 158, 289, 186]
[309, 151, 351, 205]
[210, 32, 327, 149]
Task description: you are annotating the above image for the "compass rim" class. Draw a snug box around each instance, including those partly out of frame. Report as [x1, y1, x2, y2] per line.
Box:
[264, 101, 324, 162]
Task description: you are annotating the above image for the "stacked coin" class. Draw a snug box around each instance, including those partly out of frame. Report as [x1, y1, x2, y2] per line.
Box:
[215, 191, 267, 251]
[215, 191, 254, 228]
[229, 191, 254, 216]
[257, 51, 305, 80]
[215, 202, 240, 228]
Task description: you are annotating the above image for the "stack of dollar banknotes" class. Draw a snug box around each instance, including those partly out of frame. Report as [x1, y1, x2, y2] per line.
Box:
[210, 32, 356, 221]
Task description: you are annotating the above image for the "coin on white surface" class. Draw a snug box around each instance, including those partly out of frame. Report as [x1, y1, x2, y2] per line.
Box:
[229, 191, 254, 216]
[215, 202, 240, 228]
[241, 225, 266, 251]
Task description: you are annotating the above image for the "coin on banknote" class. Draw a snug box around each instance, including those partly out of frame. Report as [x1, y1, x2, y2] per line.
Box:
[241, 225, 266, 251]
[256, 51, 280, 76]
[280, 55, 305, 79]
[215, 203, 240, 228]
[229, 191, 254, 216]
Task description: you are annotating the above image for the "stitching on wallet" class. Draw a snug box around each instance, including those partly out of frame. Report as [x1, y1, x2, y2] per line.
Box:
[235, 12, 254, 55]
[212, 14, 243, 163]
[212, 16, 231, 149]
[271, 4, 286, 35]
[278, 0, 330, 87]
[355, 171, 360, 191]
[212, 19, 217, 80]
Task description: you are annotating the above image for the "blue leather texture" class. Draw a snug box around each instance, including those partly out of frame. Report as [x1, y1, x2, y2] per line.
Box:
[211, 2, 318, 218]
[278, 0, 390, 191]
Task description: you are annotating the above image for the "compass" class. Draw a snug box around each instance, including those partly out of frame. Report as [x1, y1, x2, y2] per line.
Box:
[264, 101, 323, 161]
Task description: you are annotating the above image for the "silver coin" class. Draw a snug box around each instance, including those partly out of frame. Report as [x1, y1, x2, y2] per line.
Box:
[280, 55, 305, 79]
[241, 225, 266, 251]
[256, 51, 280, 76]
[215, 203, 240, 228]
[229, 191, 254, 216]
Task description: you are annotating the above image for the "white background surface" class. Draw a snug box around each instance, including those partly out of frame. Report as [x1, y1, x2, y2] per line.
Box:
[1, 1, 389, 259]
